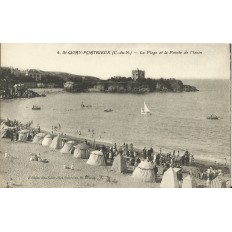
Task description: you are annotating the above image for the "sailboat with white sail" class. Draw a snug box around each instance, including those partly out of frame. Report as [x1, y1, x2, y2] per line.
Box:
[141, 101, 151, 115]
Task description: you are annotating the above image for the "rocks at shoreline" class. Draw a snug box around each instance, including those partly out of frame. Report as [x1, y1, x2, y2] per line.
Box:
[64, 78, 199, 94]
[0, 89, 42, 99]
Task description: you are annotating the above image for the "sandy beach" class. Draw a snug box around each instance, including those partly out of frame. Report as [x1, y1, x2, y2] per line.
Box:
[0, 135, 230, 188]
[0, 138, 159, 188]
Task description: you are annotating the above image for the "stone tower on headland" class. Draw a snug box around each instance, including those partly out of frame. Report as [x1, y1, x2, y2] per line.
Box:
[132, 68, 145, 80]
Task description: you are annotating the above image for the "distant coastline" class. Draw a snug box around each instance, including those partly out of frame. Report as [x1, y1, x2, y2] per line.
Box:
[0, 67, 199, 99]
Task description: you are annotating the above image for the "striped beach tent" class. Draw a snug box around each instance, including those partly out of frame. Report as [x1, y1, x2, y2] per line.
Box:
[211, 176, 226, 188]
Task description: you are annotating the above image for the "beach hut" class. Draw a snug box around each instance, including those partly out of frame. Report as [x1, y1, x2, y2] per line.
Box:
[42, 134, 53, 147]
[18, 129, 29, 142]
[132, 161, 155, 182]
[182, 175, 197, 188]
[211, 176, 227, 188]
[87, 150, 106, 166]
[49, 134, 63, 149]
[0, 122, 15, 138]
[32, 133, 47, 144]
[111, 154, 127, 173]
[60, 141, 76, 154]
[73, 143, 90, 159]
[160, 167, 179, 188]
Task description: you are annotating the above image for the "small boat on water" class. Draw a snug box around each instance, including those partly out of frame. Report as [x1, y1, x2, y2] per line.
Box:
[32, 105, 41, 110]
[207, 114, 219, 120]
[104, 109, 113, 112]
[141, 102, 151, 115]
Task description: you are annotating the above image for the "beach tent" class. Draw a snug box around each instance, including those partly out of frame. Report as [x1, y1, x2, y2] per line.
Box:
[160, 167, 179, 188]
[49, 134, 63, 149]
[0, 122, 15, 138]
[18, 129, 29, 142]
[42, 134, 53, 147]
[74, 143, 90, 159]
[87, 150, 106, 166]
[211, 176, 227, 188]
[60, 141, 76, 154]
[33, 133, 46, 144]
[182, 175, 197, 188]
[111, 154, 127, 173]
[132, 161, 155, 182]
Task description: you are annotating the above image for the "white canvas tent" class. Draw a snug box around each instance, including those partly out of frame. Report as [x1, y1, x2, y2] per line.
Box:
[74, 143, 90, 159]
[111, 154, 127, 173]
[50, 134, 63, 149]
[18, 129, 29, 142]
[132, 161, 155, 182]
[0, 122, 15, 138]
[60, 141, 76, 154]
[182, 175, 197, 188]
[87, 150, 106, 166]
[32, 133, 47, 144]
[160, 167, 179, 188]
[42, 134, 53, 147]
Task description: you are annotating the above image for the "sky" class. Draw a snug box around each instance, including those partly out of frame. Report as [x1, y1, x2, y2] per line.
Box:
[1, 43, 230, 80]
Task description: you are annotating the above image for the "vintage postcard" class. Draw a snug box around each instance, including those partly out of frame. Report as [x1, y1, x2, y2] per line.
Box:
[0, 43, 231, 188]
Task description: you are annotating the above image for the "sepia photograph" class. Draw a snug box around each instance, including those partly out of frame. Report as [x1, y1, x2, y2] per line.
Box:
[0, 43, 231, 188]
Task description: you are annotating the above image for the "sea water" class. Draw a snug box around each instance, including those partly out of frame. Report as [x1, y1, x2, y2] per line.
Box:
[1, 79, 230, 163]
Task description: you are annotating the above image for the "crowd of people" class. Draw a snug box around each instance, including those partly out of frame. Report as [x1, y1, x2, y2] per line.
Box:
[2, 117, 229, 188]
[2, 118, 35, 142]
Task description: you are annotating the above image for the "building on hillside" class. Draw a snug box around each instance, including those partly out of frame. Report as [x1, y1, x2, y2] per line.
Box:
[10, 67, 21, 77]
[64, 81, 74, 90]
[28, 69, 42, 81]
[132, 69, 145, 80]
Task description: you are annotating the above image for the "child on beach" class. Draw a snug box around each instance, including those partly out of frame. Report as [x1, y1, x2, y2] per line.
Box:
[4, 151, 8, 158]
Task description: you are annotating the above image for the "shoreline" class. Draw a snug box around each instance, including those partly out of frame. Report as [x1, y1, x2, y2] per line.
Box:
[0, 119, 230, 188]
[1, 117, 230, 168]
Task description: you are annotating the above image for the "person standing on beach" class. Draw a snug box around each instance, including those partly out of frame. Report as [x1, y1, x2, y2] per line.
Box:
[16, 131, 19, 141]
[154, 165, 158, 177]
[224, 157, 227, 166]
[177, 170, 183, 188]
[31, 130, 35, 138]
[142, 147, 147, 159]
[10, 129, 14, 141]
[156, 153, 160, 166]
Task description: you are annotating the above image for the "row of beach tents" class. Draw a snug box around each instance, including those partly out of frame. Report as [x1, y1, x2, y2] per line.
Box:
[32, 132, 126, 172]
[2, 127, 228, 188]
[30, 132, 200, 187]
